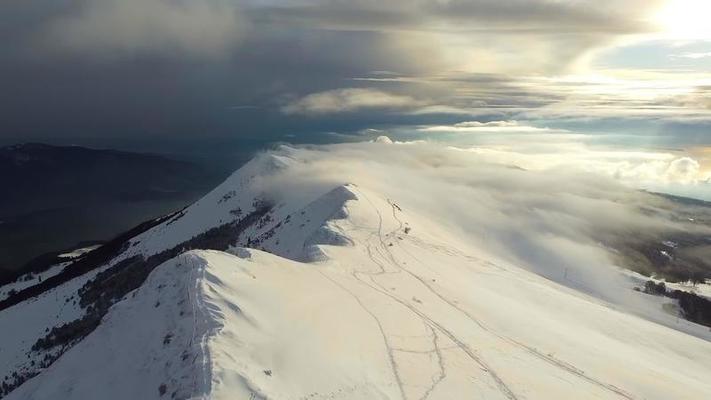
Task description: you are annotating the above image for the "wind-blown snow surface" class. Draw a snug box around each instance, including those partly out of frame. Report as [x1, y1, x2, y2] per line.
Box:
[6, 141, 711, 399]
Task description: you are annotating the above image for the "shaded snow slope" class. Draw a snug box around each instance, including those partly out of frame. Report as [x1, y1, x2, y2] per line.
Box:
[6, 252, 213, 399]
[0, 262, 69, 302]
[0, 245, 99, 302]
[0, 263, 109, 394]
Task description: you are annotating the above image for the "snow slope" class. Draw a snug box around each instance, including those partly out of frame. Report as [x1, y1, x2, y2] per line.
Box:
[0, 262, 110, 389]
[5, 252, 218, 400]
[0, 262, 69, 302]
[0, 150, 338, 394]
[4, 141, 711, 399]
[0, 245, 100, 302]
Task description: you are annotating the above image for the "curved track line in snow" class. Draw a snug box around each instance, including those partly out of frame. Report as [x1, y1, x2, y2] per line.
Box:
[415, 326, 446, 400]
[316, 270, 407, 400]
[353, 189, 520, 400]
[384, 199, 636, 400]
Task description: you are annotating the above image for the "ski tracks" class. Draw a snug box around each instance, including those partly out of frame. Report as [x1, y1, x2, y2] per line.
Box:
[344, 189, 636, 400]
[350, 190, 519, 400]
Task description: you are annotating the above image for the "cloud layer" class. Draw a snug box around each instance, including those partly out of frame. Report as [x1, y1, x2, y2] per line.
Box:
[282, 88, 425, 115]
[1, 0, 710, 156]
[46, 0, 242, 56]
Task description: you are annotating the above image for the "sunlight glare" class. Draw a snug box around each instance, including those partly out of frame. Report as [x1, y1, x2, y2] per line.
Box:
[655, 0, 711, 39]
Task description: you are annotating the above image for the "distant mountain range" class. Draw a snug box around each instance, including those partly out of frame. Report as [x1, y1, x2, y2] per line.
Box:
[0, 143, 223, 279]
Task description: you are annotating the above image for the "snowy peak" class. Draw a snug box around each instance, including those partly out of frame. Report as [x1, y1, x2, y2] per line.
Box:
[253, 184, 359, 262]
[116, 151, 355, 262]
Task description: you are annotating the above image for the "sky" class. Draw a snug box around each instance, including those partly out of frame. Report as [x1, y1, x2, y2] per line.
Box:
[2, 0, 711, 196]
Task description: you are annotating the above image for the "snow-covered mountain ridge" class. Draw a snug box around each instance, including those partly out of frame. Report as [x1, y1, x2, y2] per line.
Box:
[2, 140, 711, 399]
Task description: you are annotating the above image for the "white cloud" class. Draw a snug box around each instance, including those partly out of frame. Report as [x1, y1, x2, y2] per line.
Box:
[671, 52, 711, 59]
[46, 0, 242, 57]
[396, 119, 711, 199]
[665, 157, 701, 183]
[282, 88, 426, 115]
[373, 135, 393, 144]
[455, 121, 520, 128]
[453, 143, 711, 198]
[421, 120, 557, 133]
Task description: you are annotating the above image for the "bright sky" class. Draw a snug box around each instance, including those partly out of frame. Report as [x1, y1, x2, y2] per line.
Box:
[654, 0, 711, 39]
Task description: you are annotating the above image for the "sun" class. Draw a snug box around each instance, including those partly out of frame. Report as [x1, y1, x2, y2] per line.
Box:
[654, 0, 711, 39]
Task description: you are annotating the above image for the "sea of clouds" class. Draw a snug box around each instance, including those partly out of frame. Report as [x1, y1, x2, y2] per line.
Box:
[245, 138, 711, 337]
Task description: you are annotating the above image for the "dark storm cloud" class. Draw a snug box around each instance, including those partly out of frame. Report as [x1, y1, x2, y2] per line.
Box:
[247, 0, 657, 34]
[44, 0, 243, 57]
[0, 0, 689, 144]
[0, 2, 408, 140]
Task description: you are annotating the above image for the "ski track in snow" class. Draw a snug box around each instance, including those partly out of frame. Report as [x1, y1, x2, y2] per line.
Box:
[385, 210, 636, 400]
[322, 187, 636, 400]
[351, 189, 518, 400]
